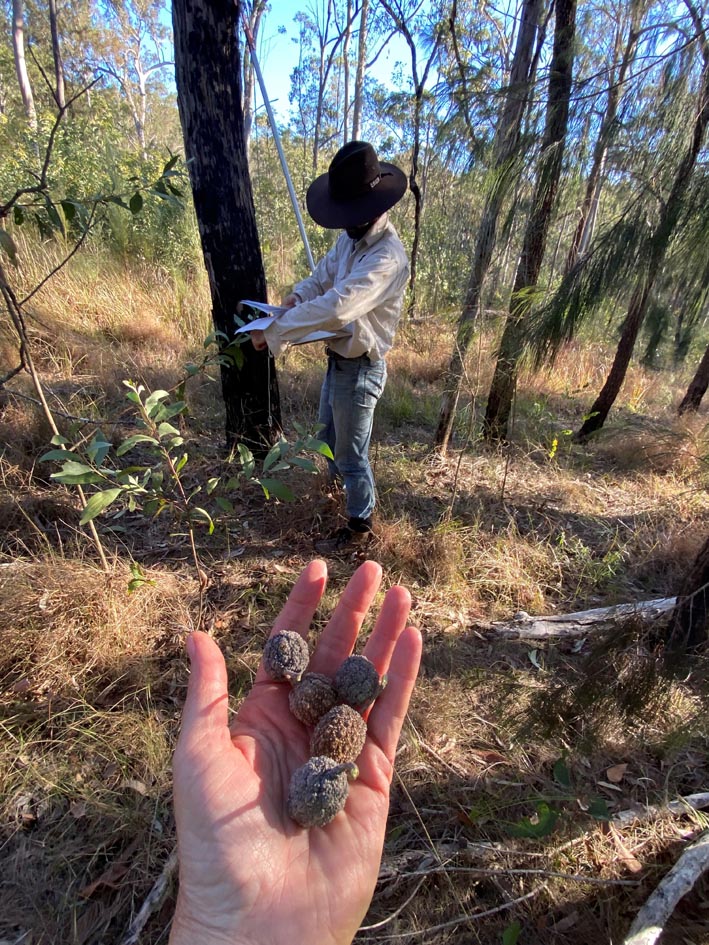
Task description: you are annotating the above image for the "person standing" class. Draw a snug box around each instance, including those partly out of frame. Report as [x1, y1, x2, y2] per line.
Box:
[251, 141, 409, 553]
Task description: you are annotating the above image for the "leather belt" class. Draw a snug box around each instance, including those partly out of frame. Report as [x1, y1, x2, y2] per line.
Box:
[326, 347, 370, 362]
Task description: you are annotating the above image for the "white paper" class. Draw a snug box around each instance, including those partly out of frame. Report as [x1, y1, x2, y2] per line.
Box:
[234, 300, 338, 346]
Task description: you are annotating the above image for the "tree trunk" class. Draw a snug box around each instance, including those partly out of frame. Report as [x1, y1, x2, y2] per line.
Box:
[664, 533, 709, 654]
[12, 0, 37, 130]
[434, 0, 542, 451]
[352, 0, 369, 140]
[242, 0, 267, 151]
[483, 0, 577, 443]
[172, 0, 281, 450]
[577, 50, 709, 441]
[565, 9, 641, 273]
[48, 0, 65, 109]
[342, 0, 353, 143]
[678, 342, 709, 414]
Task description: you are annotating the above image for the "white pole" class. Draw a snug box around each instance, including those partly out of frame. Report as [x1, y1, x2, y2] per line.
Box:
[242, 13, 316, 273]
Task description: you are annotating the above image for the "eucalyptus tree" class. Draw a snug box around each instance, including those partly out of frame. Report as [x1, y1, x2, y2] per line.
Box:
[575, 3, 709, 440]
[173, 0, 281, 449]
[242, 0, 269, 150]
[565, 0, 648, 272]
[93, 0, 174, 157]
[434, 0, 544, 451]
[483, 0, 577, 443]
[11, 0, 36, 130]
[378, 0, 445, 317]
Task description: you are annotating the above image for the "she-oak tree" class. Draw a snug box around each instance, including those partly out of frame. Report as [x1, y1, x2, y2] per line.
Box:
[172, 0, 281, 450]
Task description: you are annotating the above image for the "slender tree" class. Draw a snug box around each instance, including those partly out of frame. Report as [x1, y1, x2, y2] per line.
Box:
[351, 0, 369, 139]
[576, 4, 709, 440]
[434, 0, 543, 450]
[172, 0, 281, 449]
[242, 0, 268, 150]
[483, 0, 577, 443]
[48, 0, 66, 108]
[678, 342, 709, 414]
[12, 0, 37, 130]
[565, 0, 645, 272]
[379, 0, 443, 318]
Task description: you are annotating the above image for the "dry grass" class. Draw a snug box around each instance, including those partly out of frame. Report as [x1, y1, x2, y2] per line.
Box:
[2, 249, 709, 944]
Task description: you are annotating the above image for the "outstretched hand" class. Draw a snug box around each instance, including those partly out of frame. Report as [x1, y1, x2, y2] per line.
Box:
[169, 559, 422, 945]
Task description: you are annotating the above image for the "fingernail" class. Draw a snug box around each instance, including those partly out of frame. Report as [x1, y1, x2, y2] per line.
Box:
[186, 632, 196, 660]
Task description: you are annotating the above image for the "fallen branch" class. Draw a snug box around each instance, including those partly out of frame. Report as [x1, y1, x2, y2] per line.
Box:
[492, 598, 676, 639]
[621, 831, 709, 945]
[120, 848, 178, 945]
[614, 792, 709, 827]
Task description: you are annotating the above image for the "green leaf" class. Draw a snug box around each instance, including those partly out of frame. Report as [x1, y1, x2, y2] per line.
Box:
[129, 192, 144, 214]
[505, 802, 559, 839]
[86, 432, 112, 467]
[144, 389, 170, 417]
[106, 195, 131, 211]
[206, 477, 220, 494]
[51, 433, 69, 445]
[39, 448, 77, 462]
[587, 797, 611, 821]
[305, 437, 334, 460]
[215, 497, 234, 513]
[262, 440, 286, 473]
[237, 443, 255, 478]
[157, 422, 181, 438]
[13, 205, 25, 226]
[288, 456, 317, 473]
[191, 506, 215, 534]
[116, 434, 159, 456]
[502, 921, 521, 945]
[0, 229, 18, 264]
[175, 453, 188, 474]
[80, 488, 123, 524]
[257, 478, 295, 502]
[553, 756, 571, 788]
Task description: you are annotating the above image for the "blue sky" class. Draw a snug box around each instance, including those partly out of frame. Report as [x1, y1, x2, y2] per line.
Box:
[254, 0, 411, 121]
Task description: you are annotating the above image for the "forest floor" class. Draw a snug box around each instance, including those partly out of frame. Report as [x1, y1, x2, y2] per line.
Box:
[1, 252, 709, 944]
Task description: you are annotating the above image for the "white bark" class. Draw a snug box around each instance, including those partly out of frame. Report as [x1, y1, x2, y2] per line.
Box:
[492, 598, 676, 639]
[12, 0, 37, 129]
[622, 832, 709, 945]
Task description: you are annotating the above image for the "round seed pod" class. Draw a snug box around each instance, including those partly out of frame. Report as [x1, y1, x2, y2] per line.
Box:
[289, 672, 338, 726]
[334, 654, 387, 709]
[311, 704, 367, 763]
[287, 755, 358, 828]
[262, 630, 309, 683]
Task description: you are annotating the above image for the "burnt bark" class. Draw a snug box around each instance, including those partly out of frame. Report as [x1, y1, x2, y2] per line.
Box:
[678, 342, 709, 414]
[172, 0, 281, 450]
[48, 0, 65, 109]
[483, 0, 576, 443]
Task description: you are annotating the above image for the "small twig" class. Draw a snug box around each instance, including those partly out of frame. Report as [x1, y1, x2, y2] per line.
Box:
[394, 864, 639, 887]
[20, 204, 100, 306]
[120, 848, 178, 945]
[360, 875, 428, 930]
[614, 792, 709, 827]
[622, 831, 709, 945]
[370, 885, 545, 940]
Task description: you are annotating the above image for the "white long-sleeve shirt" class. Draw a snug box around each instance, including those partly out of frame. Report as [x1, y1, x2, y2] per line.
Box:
[262, 214, 409, 361]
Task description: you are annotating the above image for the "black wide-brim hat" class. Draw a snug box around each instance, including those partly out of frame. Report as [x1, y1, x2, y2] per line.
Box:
[306, 140, 408, 229]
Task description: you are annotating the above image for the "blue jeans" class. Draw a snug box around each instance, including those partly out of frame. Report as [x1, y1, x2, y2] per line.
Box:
[318, 353, 387, 522]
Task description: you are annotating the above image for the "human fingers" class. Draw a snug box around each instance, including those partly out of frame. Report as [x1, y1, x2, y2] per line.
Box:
[253, 559, 328, 684]
[178, 631, 232, 754]
[362, 624, 422, 773]
[362, 585, 412, 681]
[251, 330, 267, 351]
[308, 560, 383, 675]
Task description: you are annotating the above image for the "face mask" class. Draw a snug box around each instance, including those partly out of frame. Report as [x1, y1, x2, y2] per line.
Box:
[346, 220, 375, 240]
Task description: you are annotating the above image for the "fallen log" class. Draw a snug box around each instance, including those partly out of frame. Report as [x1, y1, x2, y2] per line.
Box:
[492, 598, 676, 639]
[621, 831, 709, 945]
[613, 792, 709, 827]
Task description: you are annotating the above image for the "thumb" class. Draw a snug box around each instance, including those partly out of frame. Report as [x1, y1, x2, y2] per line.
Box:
[179, 631, 231, 751]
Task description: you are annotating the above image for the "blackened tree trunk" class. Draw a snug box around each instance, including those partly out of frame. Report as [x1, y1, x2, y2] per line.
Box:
[664, 533, 709, 655]
[577, 38, 709, 441]
[352, 0, 369, 140]
[434, 0, 543, 451]
[172, 0, 281, 450]
[48, 0, 65, 109]
[483, 0, 577, 443]
[679, 342, 709, 414]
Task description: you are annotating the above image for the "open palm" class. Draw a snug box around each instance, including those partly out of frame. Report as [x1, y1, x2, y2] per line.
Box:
[170, 559, 422, 945]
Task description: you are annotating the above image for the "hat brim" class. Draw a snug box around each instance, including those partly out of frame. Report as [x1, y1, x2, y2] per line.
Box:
[306, 162, 408, 229]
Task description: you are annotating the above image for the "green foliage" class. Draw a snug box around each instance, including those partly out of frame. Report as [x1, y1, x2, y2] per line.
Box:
[39, 356, 333, 543]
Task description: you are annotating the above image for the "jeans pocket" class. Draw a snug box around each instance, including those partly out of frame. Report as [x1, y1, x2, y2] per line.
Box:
[357, 362, 386, 408]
